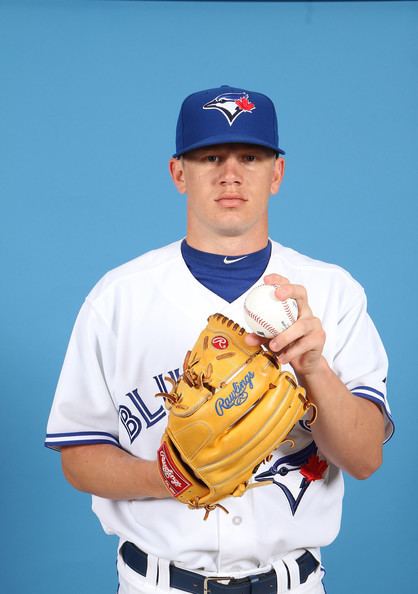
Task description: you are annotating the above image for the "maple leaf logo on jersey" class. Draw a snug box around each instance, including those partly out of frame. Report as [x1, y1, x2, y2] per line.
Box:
[300, 455, 328, 482]
[203, 91, 256, 126]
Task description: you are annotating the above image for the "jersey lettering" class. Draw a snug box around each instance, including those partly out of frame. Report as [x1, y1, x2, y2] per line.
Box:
[120, 369, 181, 442]
[119, 405, 142, 444]
[127, 389, 166, 428]
[153, 369, 180, 394]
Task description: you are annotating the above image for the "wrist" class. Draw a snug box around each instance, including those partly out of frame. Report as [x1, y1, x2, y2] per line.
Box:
[296, 356, 332, 385]
[143, 459, 170, 499]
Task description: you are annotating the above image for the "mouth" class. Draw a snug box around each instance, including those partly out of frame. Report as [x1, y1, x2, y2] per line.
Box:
[216, 194, 247, 207]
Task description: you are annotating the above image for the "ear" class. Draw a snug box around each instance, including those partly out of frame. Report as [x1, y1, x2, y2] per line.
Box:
[169, 158, 187, 194]
[270, 157, 285, 195]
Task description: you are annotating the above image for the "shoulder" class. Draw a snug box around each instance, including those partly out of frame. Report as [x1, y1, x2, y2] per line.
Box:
[87, 240, 183, 303]
[269, 239, 365, 301]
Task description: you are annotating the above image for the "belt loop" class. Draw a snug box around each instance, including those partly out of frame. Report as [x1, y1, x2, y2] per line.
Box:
[157, 557, 171, 592]
[272, 559, 288, 594]
[283, 557, 300, 590]
[146, 553, 158, 587]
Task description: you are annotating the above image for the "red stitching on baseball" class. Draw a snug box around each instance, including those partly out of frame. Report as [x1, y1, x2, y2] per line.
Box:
[244, 304, 278, 336]
[282, 300, 296, 324]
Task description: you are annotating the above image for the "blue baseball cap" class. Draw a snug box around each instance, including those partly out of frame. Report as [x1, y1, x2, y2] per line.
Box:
[174, 85, 285, 157]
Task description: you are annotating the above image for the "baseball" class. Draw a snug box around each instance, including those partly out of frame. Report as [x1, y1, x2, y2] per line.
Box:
[244, 284, 298, 338]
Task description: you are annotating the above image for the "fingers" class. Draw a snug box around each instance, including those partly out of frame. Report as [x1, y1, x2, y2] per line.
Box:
[269, 318, 325, 364]
[244, 333, 266, 347]
[264, 274, 312, 320]
[245, 316, 325, 361]
[248, 275, 325, 373]
[264, 273, 289, 285]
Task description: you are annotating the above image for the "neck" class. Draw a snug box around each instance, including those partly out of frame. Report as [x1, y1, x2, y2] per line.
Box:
[186, 233, 269, 256]
[186, 221, 269, 256]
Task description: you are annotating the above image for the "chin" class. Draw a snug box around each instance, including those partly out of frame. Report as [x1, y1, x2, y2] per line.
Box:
[216, 225, 252, 238]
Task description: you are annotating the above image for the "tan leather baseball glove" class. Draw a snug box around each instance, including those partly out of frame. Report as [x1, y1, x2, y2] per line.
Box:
[157, 314, 316, 519]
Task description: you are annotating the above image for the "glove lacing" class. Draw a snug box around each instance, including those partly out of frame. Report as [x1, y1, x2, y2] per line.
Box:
[187, 498, 229, 521]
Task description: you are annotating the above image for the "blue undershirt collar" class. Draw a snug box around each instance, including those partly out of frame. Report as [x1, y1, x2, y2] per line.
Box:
[181, 239, 272, 303]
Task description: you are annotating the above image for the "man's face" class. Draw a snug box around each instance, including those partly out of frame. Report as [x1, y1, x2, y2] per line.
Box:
[169, 144, 284, 244]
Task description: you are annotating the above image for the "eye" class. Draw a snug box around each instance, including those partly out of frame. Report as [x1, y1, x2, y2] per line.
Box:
[244, 155, 256, 162]
[206, 155, 219, 162]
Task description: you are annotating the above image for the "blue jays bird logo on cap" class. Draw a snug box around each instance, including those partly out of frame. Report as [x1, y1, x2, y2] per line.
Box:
[203, 91, 256, 126]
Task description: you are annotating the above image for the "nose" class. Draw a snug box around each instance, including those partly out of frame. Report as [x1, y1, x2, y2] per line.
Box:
[219, 156, 242, 186]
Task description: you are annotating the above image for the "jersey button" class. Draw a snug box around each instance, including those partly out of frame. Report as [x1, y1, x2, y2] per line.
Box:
[232, 516, 242, 525]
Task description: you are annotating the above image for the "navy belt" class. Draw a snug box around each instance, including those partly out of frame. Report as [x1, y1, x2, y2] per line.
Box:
[120, 542, 319, 594]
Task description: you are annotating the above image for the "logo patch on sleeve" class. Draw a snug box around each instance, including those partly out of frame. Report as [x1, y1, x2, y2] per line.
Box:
[157, 443, 191, 497]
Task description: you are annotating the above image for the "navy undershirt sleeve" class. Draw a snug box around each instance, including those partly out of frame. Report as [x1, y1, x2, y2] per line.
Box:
[181, 240, 272, 303]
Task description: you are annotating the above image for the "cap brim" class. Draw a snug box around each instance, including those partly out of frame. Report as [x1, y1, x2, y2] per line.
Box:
[173, 134, 285, 158]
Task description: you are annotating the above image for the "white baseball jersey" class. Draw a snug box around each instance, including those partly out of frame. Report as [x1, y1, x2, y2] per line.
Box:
[45, 239, 392, 574]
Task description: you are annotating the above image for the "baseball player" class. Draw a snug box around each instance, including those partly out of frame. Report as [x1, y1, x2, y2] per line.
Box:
[45, 85, 393, 594]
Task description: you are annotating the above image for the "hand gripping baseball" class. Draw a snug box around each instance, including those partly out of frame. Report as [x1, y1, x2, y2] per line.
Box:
[156, 314, 316, 519]
[246, 274, 327, 377]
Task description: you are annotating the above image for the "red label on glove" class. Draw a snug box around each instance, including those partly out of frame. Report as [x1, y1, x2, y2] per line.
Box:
[158, 443, 192, 497]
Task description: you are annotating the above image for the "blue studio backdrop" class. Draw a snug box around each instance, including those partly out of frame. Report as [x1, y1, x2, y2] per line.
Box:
[1, 1, 417, 593]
